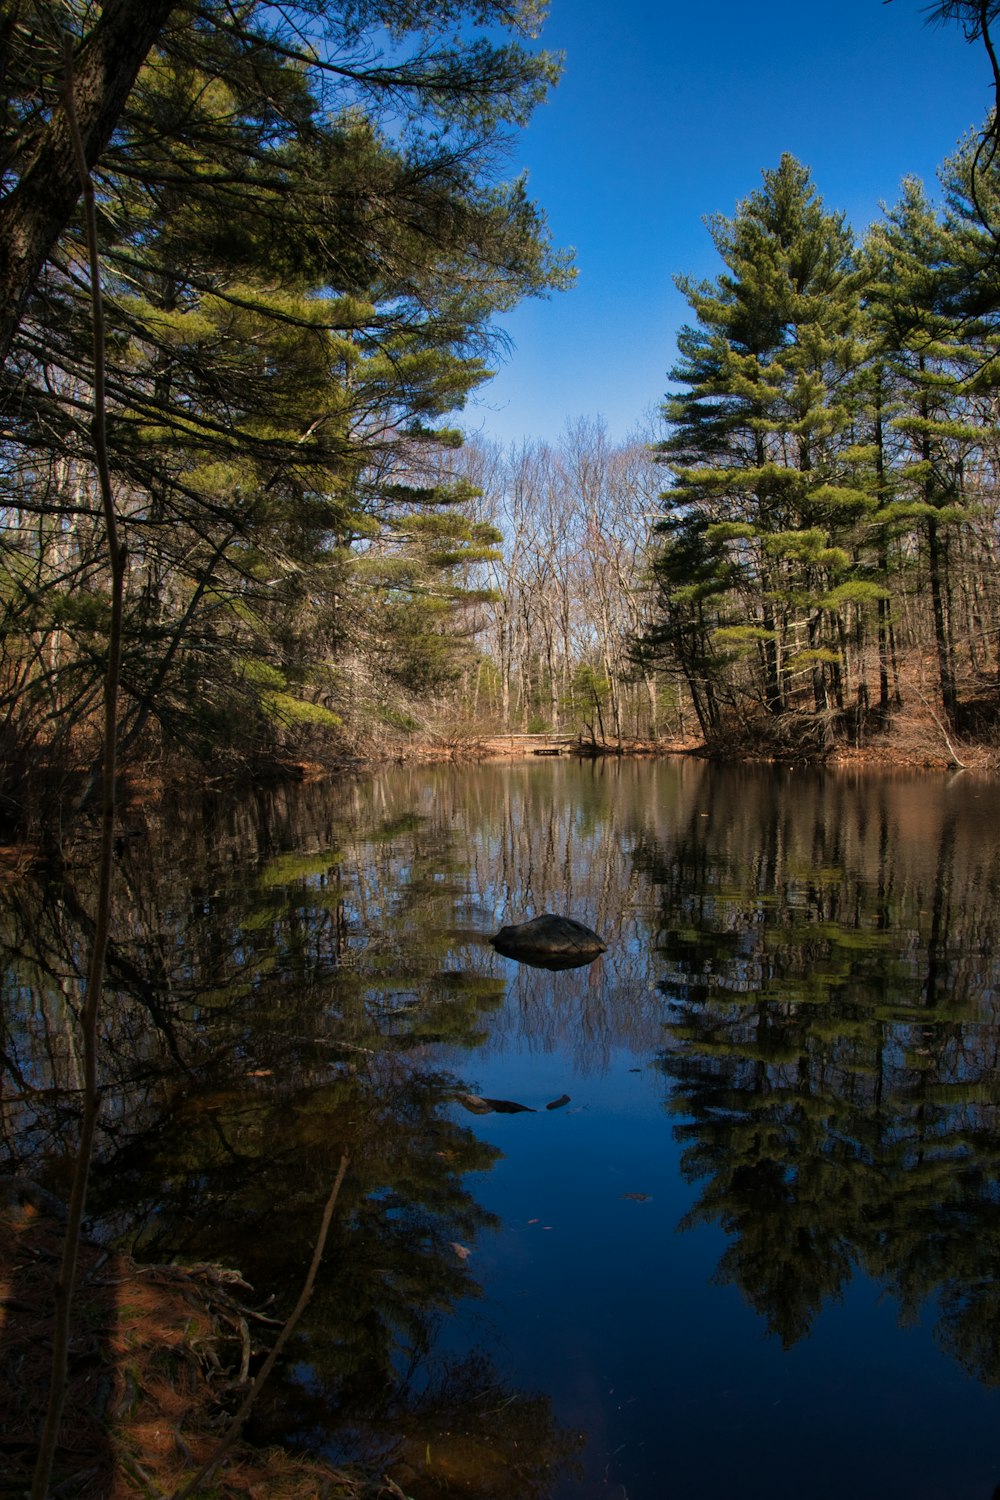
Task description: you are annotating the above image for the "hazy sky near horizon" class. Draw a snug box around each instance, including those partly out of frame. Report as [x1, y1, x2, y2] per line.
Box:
[463, 0, 993, 450]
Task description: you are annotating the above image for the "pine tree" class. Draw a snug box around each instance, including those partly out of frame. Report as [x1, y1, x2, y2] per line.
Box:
[0, 1, 573, 778]
[648, 156, 873, 739]
[867, 172, 985, 727]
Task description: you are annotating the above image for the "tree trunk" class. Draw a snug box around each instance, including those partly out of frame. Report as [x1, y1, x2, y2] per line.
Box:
[0, 0, 177, 368]
[927, 514, 958, 726]
[645, 672, 658, 740]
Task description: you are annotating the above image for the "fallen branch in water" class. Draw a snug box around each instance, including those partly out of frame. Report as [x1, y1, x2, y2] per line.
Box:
[1, 1197, 376, 1498]
[170, 1150, 350, 1500]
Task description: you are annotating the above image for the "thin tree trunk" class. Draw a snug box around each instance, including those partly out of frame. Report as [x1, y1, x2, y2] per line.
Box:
[928, 514, 957, 725]
[32, 53, 128, 1499]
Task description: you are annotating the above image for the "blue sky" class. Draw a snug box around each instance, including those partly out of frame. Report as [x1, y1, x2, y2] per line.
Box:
[464, 0, 993, 448]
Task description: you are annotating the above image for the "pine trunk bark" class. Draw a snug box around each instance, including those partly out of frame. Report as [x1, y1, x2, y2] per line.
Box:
[0, 0, 177, 368]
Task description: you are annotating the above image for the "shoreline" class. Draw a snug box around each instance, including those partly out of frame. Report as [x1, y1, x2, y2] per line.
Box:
[1, 716, 995, 853]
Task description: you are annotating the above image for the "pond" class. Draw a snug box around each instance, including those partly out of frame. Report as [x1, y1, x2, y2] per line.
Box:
[5, 758, 1000, 1499]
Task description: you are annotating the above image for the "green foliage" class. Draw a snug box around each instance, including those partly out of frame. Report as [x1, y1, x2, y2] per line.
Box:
[0, 0, 573, 787]
[714, 625, 777, 648]
[262, 692, 343, 729]
[643, 134, 1000, 740]
[645, 155, 871, 731]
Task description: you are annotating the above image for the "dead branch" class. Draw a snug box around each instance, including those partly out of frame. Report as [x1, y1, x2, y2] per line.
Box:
[169, 1150, 350, 1500]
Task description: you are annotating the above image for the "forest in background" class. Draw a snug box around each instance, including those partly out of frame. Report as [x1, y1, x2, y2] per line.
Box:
[0, 0, 572, 829]
[265, 123, 1000, 768]
[4, 1, 1000, 841]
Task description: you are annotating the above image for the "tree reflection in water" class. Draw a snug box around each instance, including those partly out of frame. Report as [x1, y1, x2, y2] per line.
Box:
[640, 767, 1000, 1380]
[6, 761, 1000, 1494]
[0, 773, 582, 1494]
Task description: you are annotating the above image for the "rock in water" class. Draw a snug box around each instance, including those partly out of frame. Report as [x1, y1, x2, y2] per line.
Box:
[490, 913, 606, 970]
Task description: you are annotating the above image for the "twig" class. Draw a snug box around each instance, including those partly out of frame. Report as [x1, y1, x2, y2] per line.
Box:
[380, 1478, 414, 1499]
[169, 1151, 350, 1500]
[236, 1314, 251, 1385]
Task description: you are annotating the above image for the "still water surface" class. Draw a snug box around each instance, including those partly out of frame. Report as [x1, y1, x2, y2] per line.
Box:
[5, 759, 1000, 1499]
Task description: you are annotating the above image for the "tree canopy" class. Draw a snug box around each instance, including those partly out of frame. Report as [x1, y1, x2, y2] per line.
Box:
[0, 0, 573, 796]
[640, 138, 1000, 750]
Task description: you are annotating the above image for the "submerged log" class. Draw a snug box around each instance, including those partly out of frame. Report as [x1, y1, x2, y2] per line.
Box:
[455, 1092, 536, 1114]
[490, 913, 607, 970]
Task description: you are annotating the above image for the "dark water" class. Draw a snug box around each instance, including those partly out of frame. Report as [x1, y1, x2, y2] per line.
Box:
[5, 759, 1000, 1499]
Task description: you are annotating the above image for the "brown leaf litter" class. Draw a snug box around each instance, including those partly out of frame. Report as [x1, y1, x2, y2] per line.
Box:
[0, 1186, 392, 1498]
